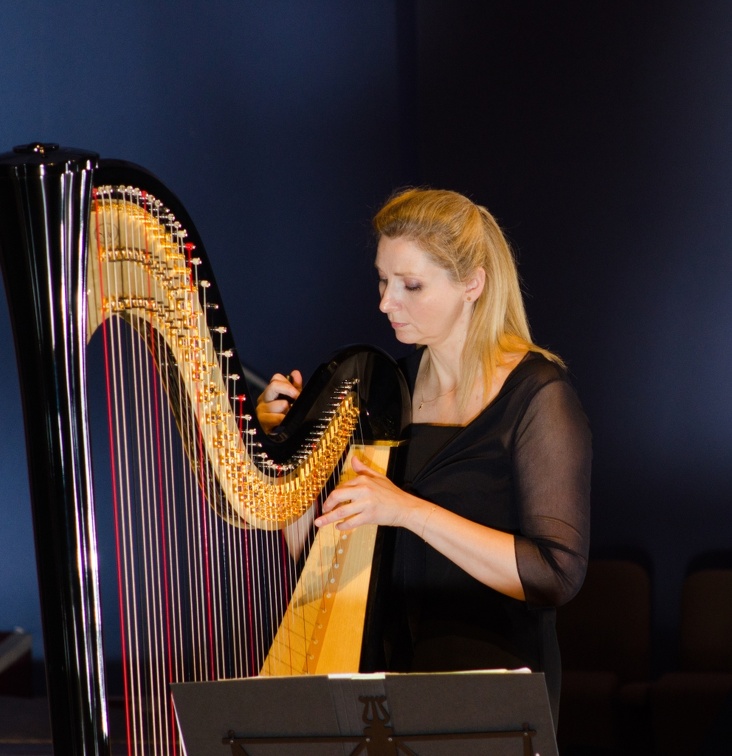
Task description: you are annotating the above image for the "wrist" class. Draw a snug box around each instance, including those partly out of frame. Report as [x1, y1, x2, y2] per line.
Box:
[420, 505, 437, 540]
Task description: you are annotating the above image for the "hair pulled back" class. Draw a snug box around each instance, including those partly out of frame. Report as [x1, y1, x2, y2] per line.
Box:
[373, 187, 561, 406]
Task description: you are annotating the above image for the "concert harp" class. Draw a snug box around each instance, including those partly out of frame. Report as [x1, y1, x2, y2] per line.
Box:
[0, 143, 410, 755]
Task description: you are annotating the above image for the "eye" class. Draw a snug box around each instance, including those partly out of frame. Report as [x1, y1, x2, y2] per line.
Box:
[404, 281, 422, 292]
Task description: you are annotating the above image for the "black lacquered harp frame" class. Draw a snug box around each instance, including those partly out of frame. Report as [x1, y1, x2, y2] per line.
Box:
[0, 143, 410, 755]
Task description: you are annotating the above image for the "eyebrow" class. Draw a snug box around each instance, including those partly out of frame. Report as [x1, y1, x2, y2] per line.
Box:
[374, 265, 420, 277]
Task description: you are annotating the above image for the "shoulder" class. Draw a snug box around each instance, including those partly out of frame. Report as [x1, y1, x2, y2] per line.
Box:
[505, 352, 588, 425]
[508, 350, 570, 394]
[511, 352, 591, 441]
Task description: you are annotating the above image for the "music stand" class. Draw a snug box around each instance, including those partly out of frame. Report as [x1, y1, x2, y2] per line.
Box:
[171, 670, 557, 755]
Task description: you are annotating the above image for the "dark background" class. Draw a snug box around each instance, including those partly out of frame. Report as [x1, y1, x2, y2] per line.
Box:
[1, 0, 731, 680]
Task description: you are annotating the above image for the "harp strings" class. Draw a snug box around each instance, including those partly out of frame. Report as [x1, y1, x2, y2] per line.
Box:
[94, 186, 177, 753]
[90, 184, 361, 753]
[92, 187, 227, 752]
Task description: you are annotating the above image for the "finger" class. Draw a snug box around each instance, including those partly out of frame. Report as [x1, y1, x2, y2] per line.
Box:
[314, 510, 339, 528]
[266, 398, 294, 415]
[257, 411, 287, 432]
[276, 372, 302, 402]
[289, 369, 304, 391]
[320, 489, 355, 514]
[260, 374, 300, 403]
[351, 454, 381, 477]
[314, 503, 358, 529]
[330, 472, 374, 496]
[258, 377, 282, 404]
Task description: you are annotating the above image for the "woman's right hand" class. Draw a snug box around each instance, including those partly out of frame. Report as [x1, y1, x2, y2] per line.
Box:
[256, 369, 303, 433]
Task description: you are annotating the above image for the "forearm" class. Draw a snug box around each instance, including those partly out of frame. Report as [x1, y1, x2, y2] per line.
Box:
[315, 457, 526, 602]
[404, 500, 526, 602]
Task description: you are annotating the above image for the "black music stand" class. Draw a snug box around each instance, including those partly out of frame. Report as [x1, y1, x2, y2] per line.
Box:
[171, 670, 557, 755]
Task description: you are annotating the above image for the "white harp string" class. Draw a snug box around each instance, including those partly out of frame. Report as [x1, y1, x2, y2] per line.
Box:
[88, 182, 376, 755]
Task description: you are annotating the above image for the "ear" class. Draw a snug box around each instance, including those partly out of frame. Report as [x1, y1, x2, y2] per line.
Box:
[464, 267, 486, 302]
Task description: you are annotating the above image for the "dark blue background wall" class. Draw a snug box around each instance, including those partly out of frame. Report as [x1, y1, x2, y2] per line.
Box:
[1, 0, 731, 675]
[411, 0, 732, 667]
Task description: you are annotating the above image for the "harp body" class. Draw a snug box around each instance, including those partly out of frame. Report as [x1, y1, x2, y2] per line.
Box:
[0, 144, 409, 755]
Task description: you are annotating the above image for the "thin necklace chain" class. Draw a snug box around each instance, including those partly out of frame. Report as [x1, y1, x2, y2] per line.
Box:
[417, 385, 456, 411]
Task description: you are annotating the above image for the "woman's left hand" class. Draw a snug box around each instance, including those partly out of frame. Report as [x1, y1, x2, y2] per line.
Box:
[314, 455, 420, 531]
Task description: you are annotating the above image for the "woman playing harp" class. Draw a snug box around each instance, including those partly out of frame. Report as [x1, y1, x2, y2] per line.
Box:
[258, 187, 592, 724]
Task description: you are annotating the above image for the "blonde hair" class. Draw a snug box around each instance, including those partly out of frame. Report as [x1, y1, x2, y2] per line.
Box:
[373, 187, 563, 408]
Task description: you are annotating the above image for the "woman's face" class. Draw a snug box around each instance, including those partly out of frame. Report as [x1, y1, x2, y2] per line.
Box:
[375, 236, 479, 351]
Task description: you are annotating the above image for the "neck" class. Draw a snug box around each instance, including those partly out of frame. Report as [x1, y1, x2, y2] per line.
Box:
[414, 348, 461, 415]
[421, 348, 459, 390]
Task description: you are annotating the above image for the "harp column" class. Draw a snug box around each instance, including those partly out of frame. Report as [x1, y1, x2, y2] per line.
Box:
[0, 144, 109, 755]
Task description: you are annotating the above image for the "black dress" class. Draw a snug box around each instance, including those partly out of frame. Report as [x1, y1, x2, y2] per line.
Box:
[386, 348, 592, 722]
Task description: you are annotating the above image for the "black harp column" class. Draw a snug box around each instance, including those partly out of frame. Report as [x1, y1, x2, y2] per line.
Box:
[0, 144, 110, 755]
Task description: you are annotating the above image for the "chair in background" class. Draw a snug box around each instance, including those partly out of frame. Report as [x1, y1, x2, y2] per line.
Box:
[556, 558, 653, 754]
[651, 553, 732, 756]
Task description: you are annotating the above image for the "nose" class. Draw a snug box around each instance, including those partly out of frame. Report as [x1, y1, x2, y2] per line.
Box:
[379, 283, 398, 313]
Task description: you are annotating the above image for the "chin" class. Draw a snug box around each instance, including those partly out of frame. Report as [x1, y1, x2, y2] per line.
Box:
[393, 332, 417, 345]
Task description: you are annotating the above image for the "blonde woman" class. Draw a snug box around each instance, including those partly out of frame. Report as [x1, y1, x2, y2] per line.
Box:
[257, 188, 591, 723]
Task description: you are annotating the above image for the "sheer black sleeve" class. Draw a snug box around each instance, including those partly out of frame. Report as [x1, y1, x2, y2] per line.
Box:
[513, 378, 592, 608]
